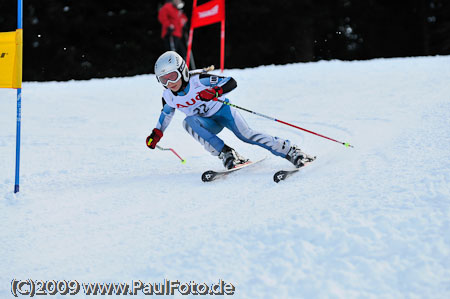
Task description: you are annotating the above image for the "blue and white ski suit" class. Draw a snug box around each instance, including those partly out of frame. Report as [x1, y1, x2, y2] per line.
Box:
[155, 74, 292, 157]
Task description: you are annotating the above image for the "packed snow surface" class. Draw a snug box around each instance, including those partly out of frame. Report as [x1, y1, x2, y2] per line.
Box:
[1, 56, 450, 298]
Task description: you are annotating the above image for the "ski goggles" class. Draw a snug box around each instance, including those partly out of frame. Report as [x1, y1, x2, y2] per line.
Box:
[158, 70, 181, 86]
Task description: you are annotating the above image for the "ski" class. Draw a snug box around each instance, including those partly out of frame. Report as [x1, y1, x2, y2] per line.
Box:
[273, 157, 316, 183]
[202, 157, 266, 182]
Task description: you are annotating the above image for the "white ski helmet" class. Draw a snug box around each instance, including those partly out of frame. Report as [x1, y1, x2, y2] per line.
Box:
[154, 51, 189, 87]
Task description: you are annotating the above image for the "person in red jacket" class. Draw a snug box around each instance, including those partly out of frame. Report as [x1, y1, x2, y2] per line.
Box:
[158, 0, 188, 59]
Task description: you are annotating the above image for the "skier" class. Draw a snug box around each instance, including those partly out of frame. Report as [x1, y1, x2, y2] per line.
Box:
[158, 0, 188, 59]
[146, 51, 313, 169]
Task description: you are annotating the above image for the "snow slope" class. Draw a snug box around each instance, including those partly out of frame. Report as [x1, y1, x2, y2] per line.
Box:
[1, 56, 450, 298]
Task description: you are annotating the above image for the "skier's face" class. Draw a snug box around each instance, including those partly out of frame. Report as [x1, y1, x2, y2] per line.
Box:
[167, 78, 182, 92]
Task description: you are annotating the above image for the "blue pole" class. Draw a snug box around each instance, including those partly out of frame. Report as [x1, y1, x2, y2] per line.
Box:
[14, 0, 22, 193]
[14, 91, 21, 193]
[17, 0, 22, 29]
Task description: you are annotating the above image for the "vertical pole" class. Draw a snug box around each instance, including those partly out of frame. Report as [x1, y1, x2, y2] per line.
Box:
[219, 0, 225, 73]
[186, 0, 197, 68]
[14, 0, 22, 193]
[17, 0, 22, 31]
[186, 28, 194, 68]
[220, 19, 225, 72]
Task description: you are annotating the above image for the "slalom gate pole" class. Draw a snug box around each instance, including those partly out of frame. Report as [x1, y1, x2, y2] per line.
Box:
[214, 98, 354, 148]
[156, 145, 186, 164]
[14, 0, 23, 193]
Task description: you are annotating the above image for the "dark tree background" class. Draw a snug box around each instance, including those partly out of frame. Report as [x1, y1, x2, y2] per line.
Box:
[0, 0, 449, 81]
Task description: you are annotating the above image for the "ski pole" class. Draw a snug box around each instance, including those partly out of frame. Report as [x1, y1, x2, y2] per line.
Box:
[156, 145, 186, 164]
[213, 98, 354, 148]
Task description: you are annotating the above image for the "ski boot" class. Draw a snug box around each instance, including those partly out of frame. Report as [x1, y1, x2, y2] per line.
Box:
[285, 145, 315, 168]
[219, 145, 249, 169]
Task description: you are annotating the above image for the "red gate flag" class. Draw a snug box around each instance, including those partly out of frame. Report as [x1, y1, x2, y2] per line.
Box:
[191, 0, 225, 28]
[186, 0, 226, 72]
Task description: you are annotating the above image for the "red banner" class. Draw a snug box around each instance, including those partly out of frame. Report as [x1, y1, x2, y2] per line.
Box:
[191, 0, 225, 28]
[187, 0, 226, 72]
